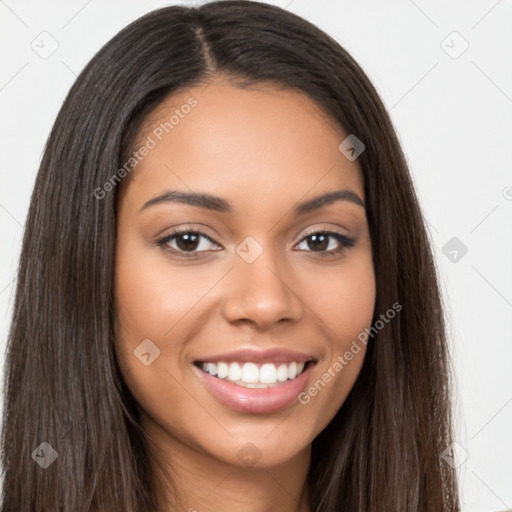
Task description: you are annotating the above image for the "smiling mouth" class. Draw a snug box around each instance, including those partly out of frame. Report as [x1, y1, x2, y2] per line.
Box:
[193, 360, 315, 388]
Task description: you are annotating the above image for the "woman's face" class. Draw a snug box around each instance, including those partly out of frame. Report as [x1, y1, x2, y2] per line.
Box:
[114, 77, 376, 469]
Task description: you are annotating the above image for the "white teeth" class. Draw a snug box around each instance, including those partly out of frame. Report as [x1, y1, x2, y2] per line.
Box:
[228, 362, 242, 381]
[245, 382, 269, 388]
[199, 360, 308, 386]
[276, 364, 288, 382]
[259, 363, 277, 384]
[217, 362, 229, 379]
[241, 362, 259, 383]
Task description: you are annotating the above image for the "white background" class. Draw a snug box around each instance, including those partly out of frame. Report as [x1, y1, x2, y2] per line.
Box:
[0, 1, 511, 510]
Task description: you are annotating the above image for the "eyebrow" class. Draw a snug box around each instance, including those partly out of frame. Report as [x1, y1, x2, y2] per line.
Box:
[139, 188, 365, 214]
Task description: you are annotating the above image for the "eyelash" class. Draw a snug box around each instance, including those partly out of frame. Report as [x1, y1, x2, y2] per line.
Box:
[155, 227, 356, 259]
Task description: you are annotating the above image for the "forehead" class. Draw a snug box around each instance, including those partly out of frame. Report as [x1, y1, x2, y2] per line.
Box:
[122, 77, 364, 209]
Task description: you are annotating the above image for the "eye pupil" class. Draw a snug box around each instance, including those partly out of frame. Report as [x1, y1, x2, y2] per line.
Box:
[308, 234, 328, 251]
[176, 233, 200, 251]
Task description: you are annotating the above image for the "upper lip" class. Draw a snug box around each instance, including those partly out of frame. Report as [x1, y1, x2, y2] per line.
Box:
[195, 348, 316, 364]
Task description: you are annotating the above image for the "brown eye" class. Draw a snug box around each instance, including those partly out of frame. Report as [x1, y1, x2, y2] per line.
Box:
[174, 232, 201, 251]
[305, 233, 329, 251]
[156, 229, 221, 257]
[296, 231, 356, 256]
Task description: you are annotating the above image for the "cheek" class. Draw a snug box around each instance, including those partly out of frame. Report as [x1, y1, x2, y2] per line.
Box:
[113, 232, 217, 345]
[112, 231, 232, 418]
[294, 252, 375, 428]
[112, 238, 201, 439]
[112, 233, 191, 396]
[304, 251, 376, 345]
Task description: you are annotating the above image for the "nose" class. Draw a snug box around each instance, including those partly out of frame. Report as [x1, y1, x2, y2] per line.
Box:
[220, 245, 304, 330]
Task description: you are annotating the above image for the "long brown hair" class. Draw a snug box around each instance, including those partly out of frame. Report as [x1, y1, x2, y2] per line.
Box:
[1, 2, 460, 510]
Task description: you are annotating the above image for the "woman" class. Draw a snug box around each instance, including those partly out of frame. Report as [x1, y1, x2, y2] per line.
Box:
[0, 1, 461, 511]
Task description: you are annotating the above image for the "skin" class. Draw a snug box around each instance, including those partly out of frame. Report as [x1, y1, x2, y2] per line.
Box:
[114, 76, 376, 512]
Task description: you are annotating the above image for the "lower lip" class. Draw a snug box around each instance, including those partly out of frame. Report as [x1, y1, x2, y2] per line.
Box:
[193, 363, 314, 414]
